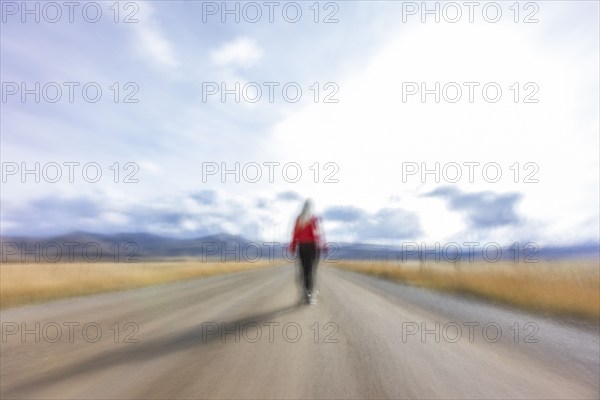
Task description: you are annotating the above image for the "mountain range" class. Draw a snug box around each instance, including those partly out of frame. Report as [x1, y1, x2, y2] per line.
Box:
[1, 231, 598, 263]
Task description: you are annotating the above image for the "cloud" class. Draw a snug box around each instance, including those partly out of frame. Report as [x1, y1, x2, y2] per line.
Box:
[323, 206, 366, 222]
[324, 206, 421, 241]
[1, 193, 257, 239]
[189, 190, 217, 205]
[2, 196, 110, 235]
[425, 187, 522, 228]
[360, 208, 422, 240]
[29, 197, 101, 219]
[2, 192, 423, 244]
[255, 198, 270, 209]
[276, 191, 302, 202]
[210, 37, 263, 68]
[266, 4, 598, 245]
[132, 4, 180, 68]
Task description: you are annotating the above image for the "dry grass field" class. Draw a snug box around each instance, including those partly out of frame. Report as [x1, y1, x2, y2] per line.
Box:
[3, 258, 598, 320]
[332, 260, 600, 321]
[0, 260, 278, 309]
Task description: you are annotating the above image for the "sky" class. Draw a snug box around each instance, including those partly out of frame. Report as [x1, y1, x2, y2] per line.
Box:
[1, 0, 599, 247]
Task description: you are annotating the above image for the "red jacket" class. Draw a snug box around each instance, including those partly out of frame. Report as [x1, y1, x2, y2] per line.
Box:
[290, 216, 326, 253]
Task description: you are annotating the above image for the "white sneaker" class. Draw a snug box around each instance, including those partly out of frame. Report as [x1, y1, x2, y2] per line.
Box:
[304, 291, 311, 305]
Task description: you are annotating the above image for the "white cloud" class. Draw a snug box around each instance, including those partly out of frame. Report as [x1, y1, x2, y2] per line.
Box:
[268, 16, 599, 245]
[210, 37, 263, 68]
[131, 3, 180, 69]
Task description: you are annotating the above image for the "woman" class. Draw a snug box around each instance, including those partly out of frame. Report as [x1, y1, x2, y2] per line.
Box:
[289, 199, 326, 305]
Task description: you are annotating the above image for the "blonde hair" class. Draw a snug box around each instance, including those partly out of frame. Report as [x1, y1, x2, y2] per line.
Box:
[297, 199, 314, 227]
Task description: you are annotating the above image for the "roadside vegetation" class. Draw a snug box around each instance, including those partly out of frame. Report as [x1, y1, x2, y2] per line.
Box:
[0, 260, 278, 309]
[331, 260, 599, 321]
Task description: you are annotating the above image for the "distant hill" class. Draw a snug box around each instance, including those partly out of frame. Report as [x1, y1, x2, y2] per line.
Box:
[333, 242, 600, 262]
[0, 232, 255, 262]
[0, 231, 598, 263]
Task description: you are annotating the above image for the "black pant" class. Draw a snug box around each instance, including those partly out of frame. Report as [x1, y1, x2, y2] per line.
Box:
[298, 243, 319, 293]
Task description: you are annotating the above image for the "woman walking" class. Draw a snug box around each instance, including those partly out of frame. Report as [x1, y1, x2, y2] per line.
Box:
[289, 199, 326, 305]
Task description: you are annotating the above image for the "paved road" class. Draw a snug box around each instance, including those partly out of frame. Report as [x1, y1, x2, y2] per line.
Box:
[1, 264, 598, 399]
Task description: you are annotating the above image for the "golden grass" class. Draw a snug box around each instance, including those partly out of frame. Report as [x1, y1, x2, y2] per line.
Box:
[333, 260, 600, 321]
[0, 260, 278, 309]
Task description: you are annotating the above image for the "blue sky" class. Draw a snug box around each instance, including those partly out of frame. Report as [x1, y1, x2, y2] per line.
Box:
[1, 1, 599, 246]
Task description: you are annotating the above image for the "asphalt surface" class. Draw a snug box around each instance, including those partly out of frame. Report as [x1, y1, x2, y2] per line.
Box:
[1, 264, 599, 399]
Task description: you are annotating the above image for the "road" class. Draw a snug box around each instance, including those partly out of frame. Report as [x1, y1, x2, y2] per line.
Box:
[1, 264, 599, 399]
